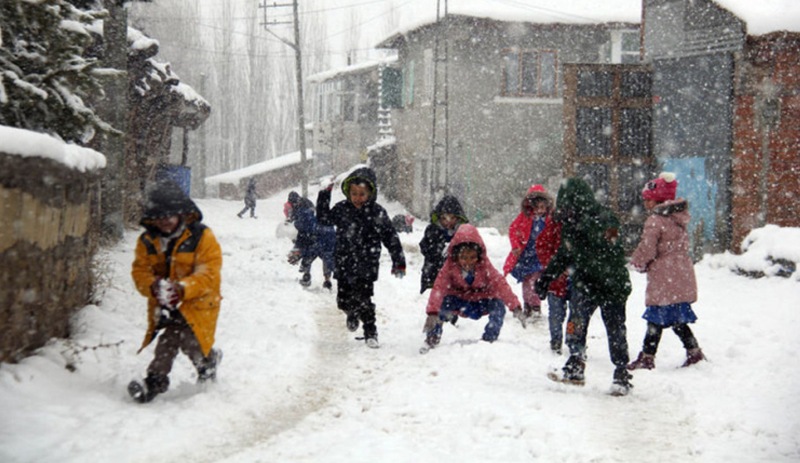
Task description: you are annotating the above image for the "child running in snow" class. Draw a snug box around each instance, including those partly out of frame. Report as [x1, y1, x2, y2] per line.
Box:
[535, 178, 633, 396]
[627, 172, 706, 370]
[419, 194, 469, 294]
[286, 191, 335, 289]
[503, 184, 553, 326]
[129, 180, 223, 403]
[422, 224, 522, 349]
[316, 166, 406, 348]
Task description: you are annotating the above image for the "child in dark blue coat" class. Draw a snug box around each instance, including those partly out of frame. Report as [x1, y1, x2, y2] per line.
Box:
[419, 195, 468, 294]
[316, 167, 406, 348]
[286, 191, 335, 289]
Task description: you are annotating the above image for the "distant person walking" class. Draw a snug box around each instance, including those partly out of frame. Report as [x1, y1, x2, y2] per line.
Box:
[627, 172, 706, 370]
[237, 178, 257, 218]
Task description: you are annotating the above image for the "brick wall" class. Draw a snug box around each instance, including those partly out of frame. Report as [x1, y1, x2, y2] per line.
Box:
[730, 33, 800, 250]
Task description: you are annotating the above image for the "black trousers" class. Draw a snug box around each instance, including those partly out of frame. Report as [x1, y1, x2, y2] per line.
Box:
[336, 279, 377, 338]
[642, 322, 698, 355]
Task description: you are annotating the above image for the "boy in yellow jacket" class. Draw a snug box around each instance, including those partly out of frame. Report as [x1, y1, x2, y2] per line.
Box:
[129, 180, 223, 403]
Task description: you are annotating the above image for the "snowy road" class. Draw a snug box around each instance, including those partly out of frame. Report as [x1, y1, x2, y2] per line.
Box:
[1, 192, 799, 463]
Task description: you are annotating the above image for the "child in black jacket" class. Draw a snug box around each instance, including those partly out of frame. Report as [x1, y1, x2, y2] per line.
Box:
[316, 166, 406, 348]
[419, 195, 468, 294]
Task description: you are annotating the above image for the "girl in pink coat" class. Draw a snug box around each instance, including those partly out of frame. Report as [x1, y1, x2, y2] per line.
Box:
[627, 173, 705, 370]
[423, 224, 522, 349]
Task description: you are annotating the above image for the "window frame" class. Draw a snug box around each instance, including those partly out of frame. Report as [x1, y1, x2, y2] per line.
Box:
[501, 48, 559, 98]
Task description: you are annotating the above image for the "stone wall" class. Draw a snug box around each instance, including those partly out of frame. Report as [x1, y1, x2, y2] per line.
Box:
[0, 154, 101, 363]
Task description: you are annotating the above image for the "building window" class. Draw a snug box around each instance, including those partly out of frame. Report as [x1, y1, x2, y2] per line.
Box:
[341, 79, 356, 122]
[610, 30, 640, 64]
[502, 49, 558, 98]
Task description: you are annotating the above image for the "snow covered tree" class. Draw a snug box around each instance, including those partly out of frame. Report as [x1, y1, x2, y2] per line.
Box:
[0, 0, 114, 143]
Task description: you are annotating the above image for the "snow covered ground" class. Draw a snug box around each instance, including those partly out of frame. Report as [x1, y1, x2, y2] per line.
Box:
[1, 186, 799, 463]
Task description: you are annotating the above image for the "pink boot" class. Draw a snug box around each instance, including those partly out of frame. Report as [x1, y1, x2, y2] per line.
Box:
[681, 348, 705, 367]
[627, 352, 655, 370]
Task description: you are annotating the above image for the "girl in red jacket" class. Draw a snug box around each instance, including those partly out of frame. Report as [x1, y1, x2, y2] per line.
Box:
[535, 215, 571, 354]
[423, 224, 522, 349]
[503, 185, 553, 325]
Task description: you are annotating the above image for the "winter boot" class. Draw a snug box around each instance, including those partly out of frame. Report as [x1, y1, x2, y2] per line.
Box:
[553, 354, 585, 385]
[197, 348, 223, 383]
[681, 348, 706, 367]
[610, 367, 633, 396]
[363, 323, 379, 348]
[424, 332, 441, 349]
[128, 374, 169, 403]
[346, 312, 359, 332]
[523, 303, 542, 322]
[300, 272, 311, 287]
[627, 352, 655, 370]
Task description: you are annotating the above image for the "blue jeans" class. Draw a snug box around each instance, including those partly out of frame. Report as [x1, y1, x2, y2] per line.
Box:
[429, 296, 506, 342]
[565, 289, 630, 369]
[547, 293, 569, 348]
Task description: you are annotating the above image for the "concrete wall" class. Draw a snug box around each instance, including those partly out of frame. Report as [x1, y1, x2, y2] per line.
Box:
[391, 16, 631, 229]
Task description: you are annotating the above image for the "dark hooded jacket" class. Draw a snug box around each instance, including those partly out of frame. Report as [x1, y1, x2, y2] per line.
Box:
[419, 195, 468, 293]
[540, 178, 631, 305]
[288, 193, 318, 254]
[316, 166, 405, 283]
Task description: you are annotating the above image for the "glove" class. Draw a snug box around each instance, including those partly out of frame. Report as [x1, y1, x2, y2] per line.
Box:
[156, 279, 183, 308]
[511, 306, 527, 329]
[392, 265, 406, 279]
[534, 275, 552, 300]
[324, 181, 334, 192]
[287, 249, 301, 265]
[422, 314, 441, 333]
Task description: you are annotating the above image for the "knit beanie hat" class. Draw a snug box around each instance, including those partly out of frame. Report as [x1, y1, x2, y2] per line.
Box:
[642, 172, 678, 202]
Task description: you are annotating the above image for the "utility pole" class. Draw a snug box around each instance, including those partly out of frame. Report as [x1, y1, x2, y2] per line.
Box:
[260, 0, 309, 198]
[429, 0, 449, 211]
[198, 72, 207, 197]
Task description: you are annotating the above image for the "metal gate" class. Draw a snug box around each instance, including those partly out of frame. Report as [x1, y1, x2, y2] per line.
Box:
[562, 63, 656, 248]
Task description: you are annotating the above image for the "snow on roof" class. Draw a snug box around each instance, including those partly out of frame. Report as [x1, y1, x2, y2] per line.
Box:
[0, 125, 106, 172]
[308, 56, 398, 83]
[172, 81, 209, 108]
[713, 0, 800, 35]
[205, 150, 313, 185]
[367, 136, 396, 152]
[377, 0, 641, 47]
[128, 26, 159, 51]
